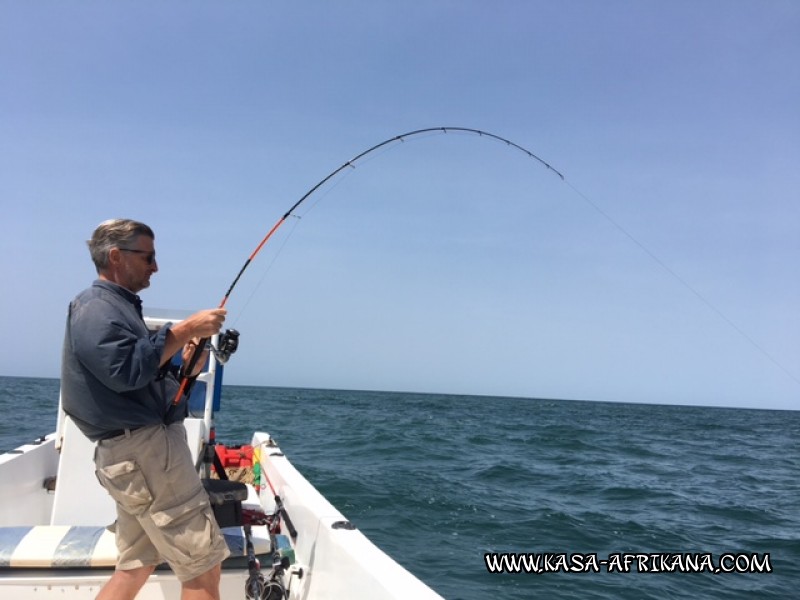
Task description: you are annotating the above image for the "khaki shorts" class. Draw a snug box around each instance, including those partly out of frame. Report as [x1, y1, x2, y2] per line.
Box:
[94, 423, 230, 582]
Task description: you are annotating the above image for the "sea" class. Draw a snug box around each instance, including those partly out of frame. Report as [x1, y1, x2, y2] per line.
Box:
[0, 376, 797, 599]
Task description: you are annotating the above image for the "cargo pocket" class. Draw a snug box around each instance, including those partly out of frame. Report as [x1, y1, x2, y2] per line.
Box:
[151, 491, 208, 529]
[95, 460, 153, 517]
[151, 492, 213, 563]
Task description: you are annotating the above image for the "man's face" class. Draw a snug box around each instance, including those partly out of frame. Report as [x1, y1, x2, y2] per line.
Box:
[116, 235, 158, 293]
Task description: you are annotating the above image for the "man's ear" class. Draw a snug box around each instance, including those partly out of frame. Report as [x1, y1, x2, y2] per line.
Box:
[107, 247, 123, 267]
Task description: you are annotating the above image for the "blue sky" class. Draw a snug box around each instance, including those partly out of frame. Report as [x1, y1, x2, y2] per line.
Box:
[1, 1, 798, 409]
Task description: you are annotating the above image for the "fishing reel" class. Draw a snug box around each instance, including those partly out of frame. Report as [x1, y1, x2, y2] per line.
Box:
[210, 329, 240, 365]
[244, 531, 289, 600]
[245, 570, 287, 600]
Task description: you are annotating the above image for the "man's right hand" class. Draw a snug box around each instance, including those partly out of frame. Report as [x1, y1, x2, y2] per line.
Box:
[161, 308, 228, 367]
[182, 308, 227, 339]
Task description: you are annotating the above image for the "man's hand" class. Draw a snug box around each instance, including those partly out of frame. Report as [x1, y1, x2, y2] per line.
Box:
[161, 308, 227, 367]
[180, 308, 227, 339]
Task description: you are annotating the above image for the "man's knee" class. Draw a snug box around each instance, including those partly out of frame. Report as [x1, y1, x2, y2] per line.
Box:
[182, 562, 222, 593]
[97, 564, 156, 600]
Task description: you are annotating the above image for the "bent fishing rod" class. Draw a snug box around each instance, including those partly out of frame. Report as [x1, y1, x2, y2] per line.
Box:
[172, 126, 565, 405]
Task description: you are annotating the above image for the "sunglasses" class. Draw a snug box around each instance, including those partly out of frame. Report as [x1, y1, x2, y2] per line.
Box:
[119, 248, 157, 265]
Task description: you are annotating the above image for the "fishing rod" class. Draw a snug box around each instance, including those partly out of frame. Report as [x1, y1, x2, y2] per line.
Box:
[220, 126, 563, 308]
[260, 449, 298, 540]
[172, 126, 564, 405]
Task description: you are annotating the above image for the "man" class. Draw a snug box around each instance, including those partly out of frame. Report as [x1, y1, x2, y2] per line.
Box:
[61, 219, 231, 600]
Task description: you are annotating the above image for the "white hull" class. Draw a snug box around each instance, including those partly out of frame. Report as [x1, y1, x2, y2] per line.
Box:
[0, 427, 443, 599]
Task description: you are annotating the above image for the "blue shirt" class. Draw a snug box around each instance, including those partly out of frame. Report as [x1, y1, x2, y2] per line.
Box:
[60, 280, 185, 441]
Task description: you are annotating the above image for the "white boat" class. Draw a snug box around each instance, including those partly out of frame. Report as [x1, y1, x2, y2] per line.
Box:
[0, 313, 444, 599]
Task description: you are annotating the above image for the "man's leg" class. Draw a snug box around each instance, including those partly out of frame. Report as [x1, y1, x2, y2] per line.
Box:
[181, 563, 222, 600]
[96, 564, 156, 600]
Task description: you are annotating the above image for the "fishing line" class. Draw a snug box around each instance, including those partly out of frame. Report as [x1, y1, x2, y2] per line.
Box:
[230, 214, 303, 330]
[173, 125, 798, 404]
[231, 151, 368, 327]
[563, 180, 800, 387]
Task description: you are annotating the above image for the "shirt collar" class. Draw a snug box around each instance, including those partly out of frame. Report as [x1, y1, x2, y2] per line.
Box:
[92, 279, 144, 318]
